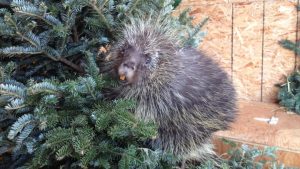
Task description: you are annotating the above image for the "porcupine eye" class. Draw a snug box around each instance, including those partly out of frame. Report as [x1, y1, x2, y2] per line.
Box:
[145, 54, 151, 64]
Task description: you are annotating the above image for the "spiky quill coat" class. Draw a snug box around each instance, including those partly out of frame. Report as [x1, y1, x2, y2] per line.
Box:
[110, 17, 237, 161]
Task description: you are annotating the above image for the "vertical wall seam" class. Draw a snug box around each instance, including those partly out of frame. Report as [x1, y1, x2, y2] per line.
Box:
[231, 3, 234, 81]
[295, 0, 300, 70]
[261, 0, 265, 102]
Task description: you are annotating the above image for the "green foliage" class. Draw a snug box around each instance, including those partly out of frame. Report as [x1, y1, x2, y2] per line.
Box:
[221, 139, 282, 169]
[279, 40, 300, 56]
[0, 54, 181, 168]
[181, 139, 284, 169]
[278, 6, 300, 115]
[0, 0, 206, 82]
[278, 71, 300, 114]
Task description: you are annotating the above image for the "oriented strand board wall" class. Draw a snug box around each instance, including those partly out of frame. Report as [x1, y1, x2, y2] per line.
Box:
[177, 0, 299, 102]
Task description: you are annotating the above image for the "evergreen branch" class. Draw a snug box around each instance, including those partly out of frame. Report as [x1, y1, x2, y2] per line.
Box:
[25, 61, 51, 77]
[59, 35, 68, 54]
[39, 30, 51, 46]
[72, 127, 95, 156]
[79, 77, 97, 99]
[3, 79, 26, 88]
[0, 46, 41, 56]
[11, 0, 35, 9]
[58, 57, 84, 73]
[84, 51, 99, 78]
[41, 95, 59, 106]
[44, 14, 62, 26]
[0, 21, 15, 35]
[24, 31, 41, 46]
[88, 1, 112, 33]
[79, 148, 97, 167]
[66, 43, 88, 57]
[84, 16, 102, 29]
[14, 7, 41, 18]
[279, 39, 300, 56]
[127, 0, 141, 14]
[42, 46, 59, 61]
[25, 139, 36, 154]
[16, 31, 40, 48]
[41, 46, 86, 73]
[45, 127, 74, 148]
[0, 62, 16, 81]
[16, 123, 35, 144]
[172, 0, 181, 9]
[8, 114, 34, 140]
[29, 145, 51, 168]
[0, 8, 10, 14]
[184, 17, 208, 47]
[191, 17, 208, 37]
[95, 113, 112, 131]
[71, 115, 88, 127]
[58, 9, 78, 54]
[178, 8, 192, 26]
[56, 144, 73, 160]
[0, 83, 26, 98]
[5, 98, 26, 110]
[12, 0, 62, 26]
[27, 81, 59, 95]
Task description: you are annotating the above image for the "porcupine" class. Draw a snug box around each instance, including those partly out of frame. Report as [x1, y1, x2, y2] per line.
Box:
[108, 17, 237, 166]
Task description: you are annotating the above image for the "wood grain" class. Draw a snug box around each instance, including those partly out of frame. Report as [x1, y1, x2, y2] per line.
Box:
[262, 1, 297, 102]
[179, 3, 233, 75]
[232, 2, 263, 101]
[213, 101, 300, 167]
[176, 0, 299, 102]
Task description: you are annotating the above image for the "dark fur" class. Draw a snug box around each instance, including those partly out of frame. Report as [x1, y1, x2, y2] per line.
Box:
[109, 18, 237, 162]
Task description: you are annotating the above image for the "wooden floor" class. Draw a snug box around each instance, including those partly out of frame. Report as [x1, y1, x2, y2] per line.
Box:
[213, 101, 300, 168]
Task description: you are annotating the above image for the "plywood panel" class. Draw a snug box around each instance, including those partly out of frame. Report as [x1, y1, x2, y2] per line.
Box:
[232, 2, 263, 101]
[231, 0, 297, 4]
[176, 0, 299, 102]
[214, 101, 300, 167]
[262, 1, 297, 102]
[179, 0, 230, 6]
[181, 0, 298, 4]
[180, 4, 233, 75]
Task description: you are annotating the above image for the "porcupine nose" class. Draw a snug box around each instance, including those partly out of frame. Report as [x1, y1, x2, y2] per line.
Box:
[118, 61, 136, 81]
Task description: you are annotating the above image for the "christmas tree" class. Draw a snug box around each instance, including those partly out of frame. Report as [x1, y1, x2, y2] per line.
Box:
[0, 0, 208, 168]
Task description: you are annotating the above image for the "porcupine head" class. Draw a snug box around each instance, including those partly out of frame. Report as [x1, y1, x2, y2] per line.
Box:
[112, 17, 182, 123]
[111, 17, 182, 121]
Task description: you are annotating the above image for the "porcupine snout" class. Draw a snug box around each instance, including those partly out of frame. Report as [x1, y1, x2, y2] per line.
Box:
[117, 48, 139, 83]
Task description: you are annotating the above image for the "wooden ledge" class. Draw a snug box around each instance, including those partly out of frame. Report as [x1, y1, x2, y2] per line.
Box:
[213, 101, 300, 167]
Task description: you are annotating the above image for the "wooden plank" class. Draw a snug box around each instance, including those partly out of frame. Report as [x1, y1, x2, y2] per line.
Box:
[232, 2, 263, 101]
[231, 0, 297, 4]
[180, 0, 298, 6]
[179, 0, 230, 6]
[214, 101, 300, 167]
[262, 1, 297, 102]
[180, 4, 233, 75]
